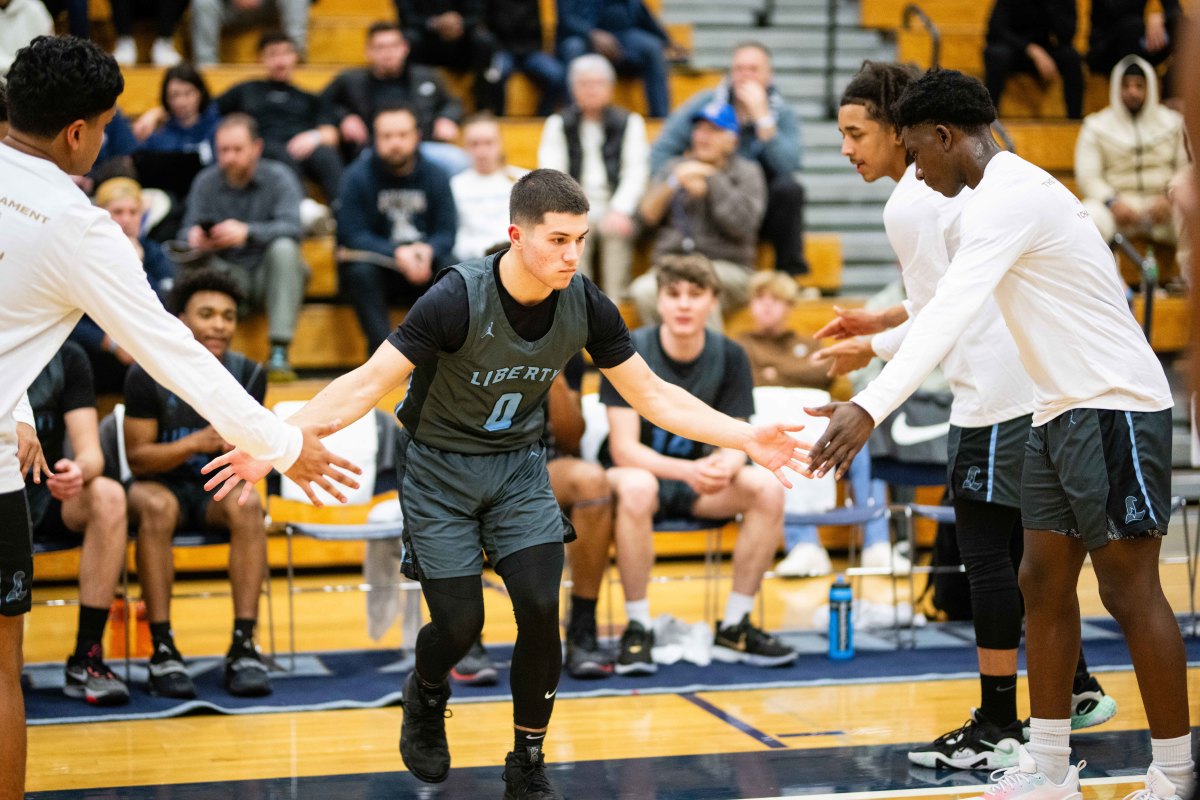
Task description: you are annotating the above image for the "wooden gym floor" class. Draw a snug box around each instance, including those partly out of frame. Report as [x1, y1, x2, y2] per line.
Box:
[21, 552, 1200, 799]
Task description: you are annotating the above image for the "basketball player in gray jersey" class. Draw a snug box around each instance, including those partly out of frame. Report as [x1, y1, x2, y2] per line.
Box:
[204, 169, 808, 799]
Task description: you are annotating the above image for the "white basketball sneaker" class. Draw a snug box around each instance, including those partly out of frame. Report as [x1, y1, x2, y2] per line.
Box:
[969, 746, 1084, 799]
[1120, 766, 1185, 800]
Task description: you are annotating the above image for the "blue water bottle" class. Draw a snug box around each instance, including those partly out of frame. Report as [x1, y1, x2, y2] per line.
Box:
[828, 574, 854, 660]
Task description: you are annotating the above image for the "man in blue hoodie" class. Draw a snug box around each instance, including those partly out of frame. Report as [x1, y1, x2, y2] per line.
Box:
[335, 104, 457, 352]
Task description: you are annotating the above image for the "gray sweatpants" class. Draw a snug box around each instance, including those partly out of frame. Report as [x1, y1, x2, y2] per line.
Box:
[190, 0, 310, 64]
[193, 237, 309, 345]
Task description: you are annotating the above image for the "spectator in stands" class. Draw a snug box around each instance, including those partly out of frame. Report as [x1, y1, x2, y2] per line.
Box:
[124, 270, 274, 700]
[396, 0, 502, 114]
[983, 0, 1083, 119]
[335, 104, 456, 352]
[556, 0, 679, 118]
[180, 113, 309, 380]
[0, 1, 53, 77]
[136, 64, 221, 166]
[26, 342, 130, 706]
[450, 114, 527, 262]
[487, 0, 566, 115]
[1088, 0, 1182, 78]
[601, 254, 796, 674]
[1076, 57, 1190, 259]
[651, 42, 807, 276]
[72, 178, 177, 394]
[734, 271, 834, 578]
[321, 21, 469, 176]
[538, 54, 647, 300]
[632, 102, 766, 323]
[191, 0, 311, 66]
[217, 31, 343, 204]
[110, 0, 186, 67]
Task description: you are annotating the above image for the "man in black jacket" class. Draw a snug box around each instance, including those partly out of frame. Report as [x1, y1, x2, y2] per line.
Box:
[394, 0, 502, 114]
[321, 21, 469, 175]
[1088, 0, 1183, 76]
[983, 0, 1083, 119]
[487, 0, 565, 115]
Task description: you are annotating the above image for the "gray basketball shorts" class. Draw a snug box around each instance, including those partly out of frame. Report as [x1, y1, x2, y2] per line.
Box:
[946, 414, 1032, 510]
[1021, 407, 1172, 550]
[396, 431, 567, 580]
[0, 489, 34, 617]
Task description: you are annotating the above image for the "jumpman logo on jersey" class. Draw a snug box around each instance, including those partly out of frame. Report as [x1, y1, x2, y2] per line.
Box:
[482, 322, 495, 339]
[961, 466, 984, 492]
[1124, 496, 1147, 524]
[4, 570, 28, 606]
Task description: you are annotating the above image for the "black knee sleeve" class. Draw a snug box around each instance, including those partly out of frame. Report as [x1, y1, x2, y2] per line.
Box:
[954, 498, 1024, 650]
[415, 575, 486, 684]
[496, 542, 564, 730]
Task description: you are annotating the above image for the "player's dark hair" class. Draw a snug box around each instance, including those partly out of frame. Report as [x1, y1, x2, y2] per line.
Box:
[510, 169, 590, 226]
[655, 253, 720, 293]
[160, 63, 212, 119]
[368, 20, 404, 40]
[892, 68, 996, 133]
[170, 268, 245, 314]
[218, 111, 260, 140]
[4, 36, 124, 138]
[840, 60, 920, 132]
[258, 30, 295, 52]
[0, 79, 7, 125]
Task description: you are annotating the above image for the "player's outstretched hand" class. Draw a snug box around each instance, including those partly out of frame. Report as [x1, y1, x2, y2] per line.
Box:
[804, 402, 874, 480]
[812, 338, 874, 378]
[202, 421, 363, 507]
[813, 306, 888, 340]
[743, 423, 809, 489]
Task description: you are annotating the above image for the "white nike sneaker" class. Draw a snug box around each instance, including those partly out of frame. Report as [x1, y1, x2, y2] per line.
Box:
[1120, 766, 1185, 800]
[969, 746, 1084, 799]
[151, 38, 182, 67]
[861, 541, 912, 575]
[775, 542, 832, 578]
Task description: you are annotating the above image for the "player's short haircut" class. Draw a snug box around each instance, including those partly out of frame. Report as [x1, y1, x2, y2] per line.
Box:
[892, 68, 996, 133]
[655, 253, 720, 293]
[5, 36, 124, 139]
[217, 112, 259, 140]
[840, 60, 920, 132]
[509, 169, 589, 227]
[368, 20, 404, 40]
[749, 270, 798, 304]
[170, 268, 245, 315]
[160, 63, 212, 118]
[258, 30, 295, 52]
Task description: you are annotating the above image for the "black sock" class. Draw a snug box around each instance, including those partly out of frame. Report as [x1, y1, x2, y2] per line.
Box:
[979, 673, 1019, 727]
[75, 604, 110, 658]
[231, 618, 256, 648]
[567, 595, 597, 639]
[149, 621, 173, 647]
[515, 728, 546, 754]
[1073, 650, 1091, 693]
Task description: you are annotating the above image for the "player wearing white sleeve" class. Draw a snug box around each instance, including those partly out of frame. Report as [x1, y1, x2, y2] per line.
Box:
[0, 36, 359, 799]
[808, 69, 1189, 800]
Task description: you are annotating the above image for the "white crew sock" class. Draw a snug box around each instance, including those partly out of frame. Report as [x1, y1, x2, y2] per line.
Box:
[1027, 717, 1072, 785]
[1151, 733, 1195, 798]
[624, 599, 651, 629]
[721, 592, 755, 629]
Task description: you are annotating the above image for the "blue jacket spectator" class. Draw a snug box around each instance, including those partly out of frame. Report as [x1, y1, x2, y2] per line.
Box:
[556, 0, 672, 117]
[335, 105, 457, 351]
[138, 64, 221, 164]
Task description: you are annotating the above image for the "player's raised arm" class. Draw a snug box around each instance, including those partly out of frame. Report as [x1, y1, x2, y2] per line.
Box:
[202, 341, 415, 503]
[600, 353, 807, 488]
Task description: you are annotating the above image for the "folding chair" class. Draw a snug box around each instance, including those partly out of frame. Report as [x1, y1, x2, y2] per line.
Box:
[273, 404, 421, 671]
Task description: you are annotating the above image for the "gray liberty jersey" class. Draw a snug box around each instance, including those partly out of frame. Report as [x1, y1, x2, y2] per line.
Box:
[405, 258, 589, 453]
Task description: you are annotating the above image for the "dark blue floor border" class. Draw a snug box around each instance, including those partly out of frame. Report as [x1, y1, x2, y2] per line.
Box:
[29, 727, 1195, 799]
